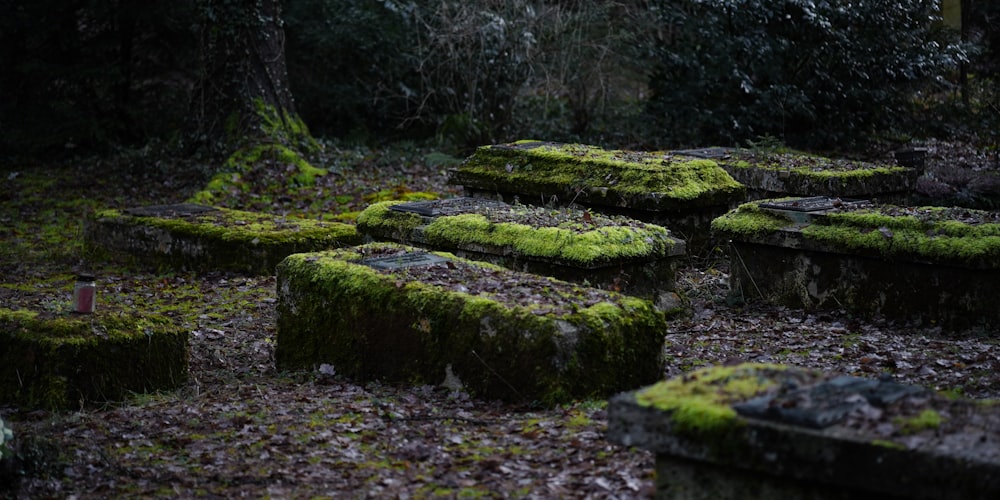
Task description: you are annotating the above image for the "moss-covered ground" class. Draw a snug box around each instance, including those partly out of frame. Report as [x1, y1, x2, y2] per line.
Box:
[2, 140, 998, 497]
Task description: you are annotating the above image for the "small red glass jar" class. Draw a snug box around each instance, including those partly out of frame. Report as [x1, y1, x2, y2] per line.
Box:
[72, 274, 96, 313]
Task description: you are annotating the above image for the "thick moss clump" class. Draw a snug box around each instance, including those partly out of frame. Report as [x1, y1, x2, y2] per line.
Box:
[85, 205, 360, 274]
[0, 308, 188, 411]
[275, 243, 668, 406]
[710, 202, 795, 238]
[188, 143, 327, 207]
[450, 140, 744, 211]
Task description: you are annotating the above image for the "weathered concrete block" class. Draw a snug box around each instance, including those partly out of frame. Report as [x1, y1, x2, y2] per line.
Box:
[84, 203, 360, 274]
[275, 243, 668, 405]
[607, 363, 1000, 500]
[712, 198, 1000, 331]
[676, 147, 918, 202]
[0, 308, 188, 411]
[447, 140, 745, 249]
[356, 198, 686, 309]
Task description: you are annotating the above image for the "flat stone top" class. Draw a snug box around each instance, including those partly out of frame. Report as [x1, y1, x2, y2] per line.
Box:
[289, 243, 650, 316]
[608, 363, 1000, 496]
[711, 199, 1000, 268]
[450, 140, 744, 210]
[388, 197, 511, 217]
[358, 199, 686, 268]
[716, 149, 912, 177]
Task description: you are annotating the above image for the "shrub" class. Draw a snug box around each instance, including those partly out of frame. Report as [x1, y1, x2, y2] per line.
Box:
[644, 0, 965, 149]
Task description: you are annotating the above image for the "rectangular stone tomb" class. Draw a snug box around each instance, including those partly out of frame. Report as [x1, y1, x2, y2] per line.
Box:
[675, 147, 919, 203]
[447, 140, 745, 250]
[1, 308, 188, 411]
[607, 363, 1000, 500]
[711, 199, 1000, 331]
[275, 243, 669, 405]
[355, 198, 686, 309]
[84, 203, 361, 274]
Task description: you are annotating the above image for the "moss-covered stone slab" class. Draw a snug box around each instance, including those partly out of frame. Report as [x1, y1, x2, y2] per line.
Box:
[712, 199, 1000, 331]
[84, 204, 361, 274]
[0, 308, 188, 411]
[608, 363, 1000, 500]
[447, 140, 746, 249]
[356, 198, 685, 308]
[679, 147, 918, 202]
[275, 243, 668, 405]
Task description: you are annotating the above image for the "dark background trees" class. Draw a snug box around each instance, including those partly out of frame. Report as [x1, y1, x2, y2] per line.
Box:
[0, 0, 996, 160]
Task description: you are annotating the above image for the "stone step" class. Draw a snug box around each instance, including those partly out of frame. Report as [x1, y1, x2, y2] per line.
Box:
[275, 242, 669, 405]
[607, 363, 1000, 500]
[84, 203, 360, 274]
[711, 198, 1000, 331]
[0, 308, 188, 411]
[356, 198, 686, 311]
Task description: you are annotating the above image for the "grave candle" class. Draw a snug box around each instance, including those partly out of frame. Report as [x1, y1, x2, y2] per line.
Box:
[72, 274, 96, 313]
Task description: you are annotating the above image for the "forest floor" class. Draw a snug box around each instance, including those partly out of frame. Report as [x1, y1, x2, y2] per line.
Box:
[2, 140, 999, 498]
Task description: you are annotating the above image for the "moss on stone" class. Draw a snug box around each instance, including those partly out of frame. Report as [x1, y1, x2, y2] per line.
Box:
[453, 141, 744, 210]
[710, 202, 795, 237]
[725, 151, 909, 179]
[635, 363, 791, 436]
[358, 201, 679, 267]
[85, 206, 360, 274]
[894, 409, 944, 435]
[275, 243, 668, 406]
[804, 208, 1000, 265]
[355, 202, 425, 241]
[0, 308, 188, 411]
[714, 200, 1000, 266]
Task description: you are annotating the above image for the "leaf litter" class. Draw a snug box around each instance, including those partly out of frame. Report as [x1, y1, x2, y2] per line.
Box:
[2, 141, 1000, 498]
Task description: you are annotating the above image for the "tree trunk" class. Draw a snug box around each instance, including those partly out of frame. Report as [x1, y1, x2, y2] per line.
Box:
[190, 0, 305, 154]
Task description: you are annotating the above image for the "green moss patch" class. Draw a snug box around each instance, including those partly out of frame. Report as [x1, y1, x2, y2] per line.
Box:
[449, 140, 744, 211]
[715, 149, 918, 199]
[275, 242, 668, 406]
[0, 308, 188, 411]
[714, 200, 1000, 267]
[710, 201, 795, 238]
[634, 363, 795, 436]
[84, 204, 361, 274]
[358, 200, 683, 267]
[188, 143, 327, 207]
[357, 200, 686, 305]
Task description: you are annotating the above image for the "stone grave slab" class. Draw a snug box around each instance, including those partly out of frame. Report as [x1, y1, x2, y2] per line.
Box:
[712, 198, 1000, 331]
[84, 204, 361, 274]
[676, 147, 919, 203]
[355, 198, 686, 311]
[275, 242, 668, 405]
[447, 140, 745, 250]
[0, 308, 188, 411]
[607, 363, 1000, 500]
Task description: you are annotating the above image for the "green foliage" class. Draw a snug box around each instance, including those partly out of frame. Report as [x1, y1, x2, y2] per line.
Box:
[645, 0, 966, 149]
